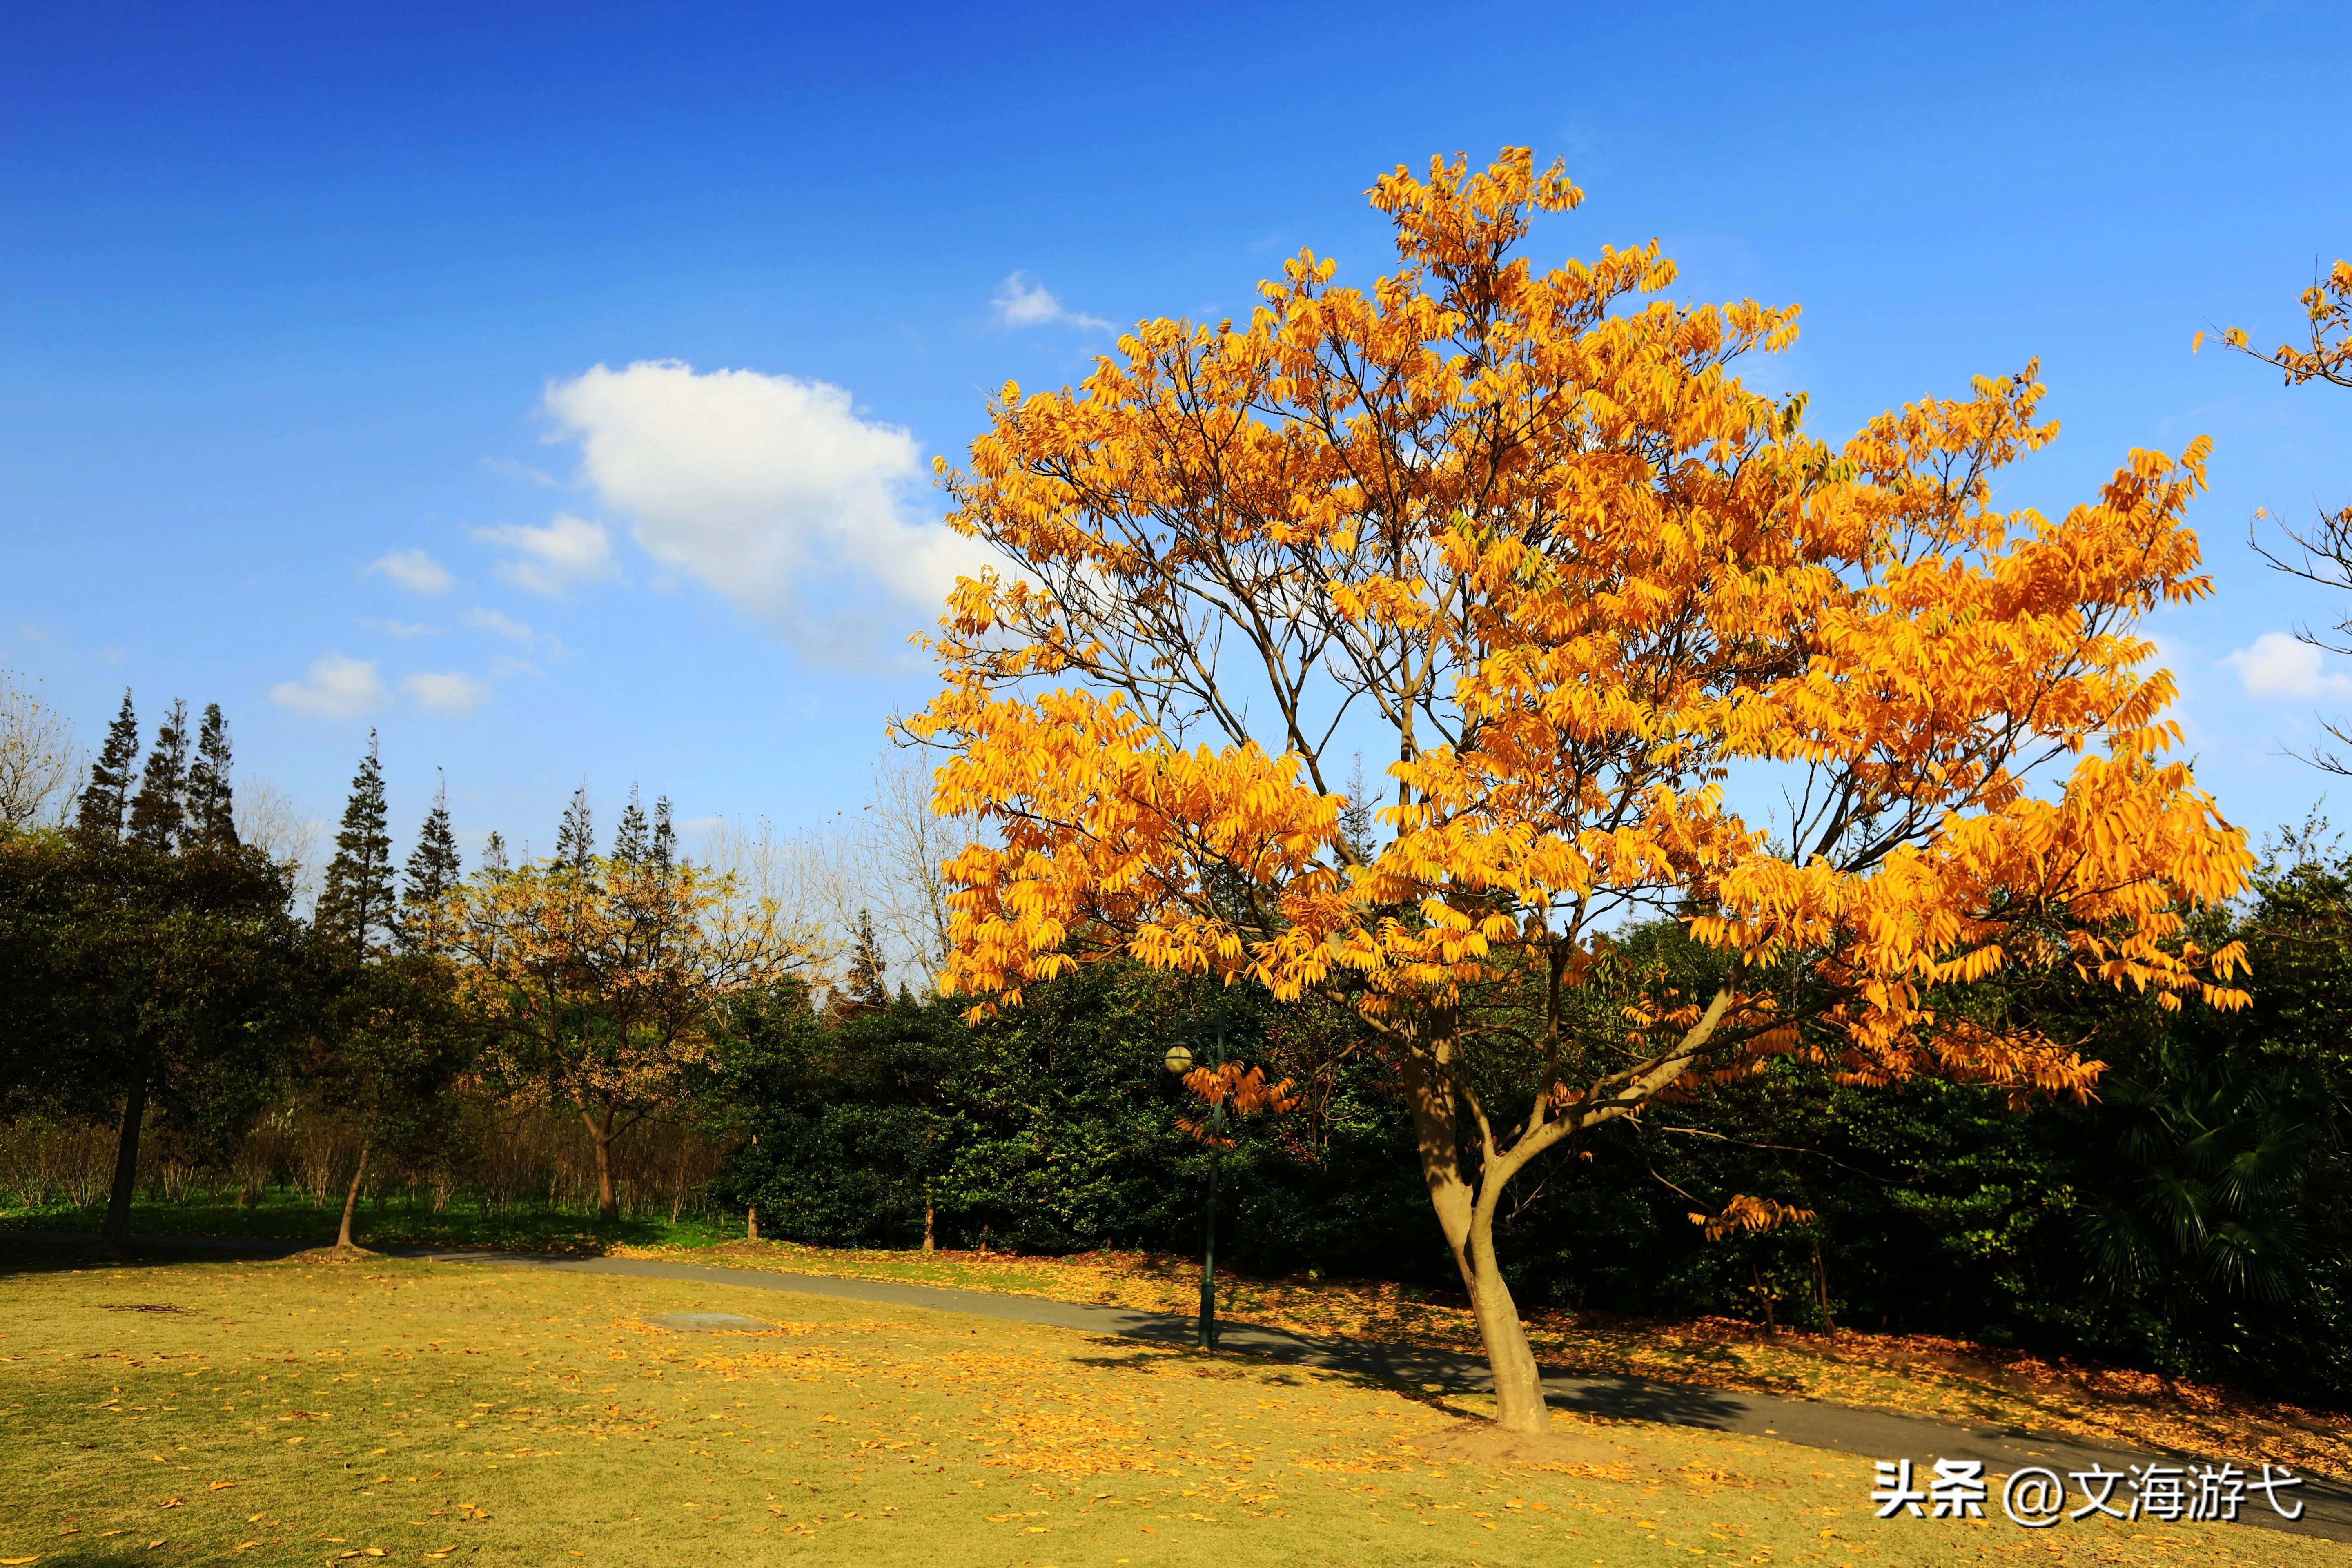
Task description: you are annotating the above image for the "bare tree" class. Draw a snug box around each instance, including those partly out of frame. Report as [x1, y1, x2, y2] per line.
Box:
[2218, 260, 2352, 770]
[0, 670, 81, 829]
[840, 751, 988, 995]
[698, 815, 840, 977]
[234, 777, 323, 906]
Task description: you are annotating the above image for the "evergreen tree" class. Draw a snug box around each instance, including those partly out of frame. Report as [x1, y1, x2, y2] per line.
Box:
[183, 703, 238, 852]
[399, 774, 463, 951]
[652, 795, 677, 872]
[555, 786, 595, 875]
[482, 831, 509, 877]
[74, 692, 139, 843]
[1338, 755, 1376, 866]
[315, 732, 395, 950]
[126, 699, 190, 851]
[842, 909, 889, 1015]
[612, 784, 650, 865]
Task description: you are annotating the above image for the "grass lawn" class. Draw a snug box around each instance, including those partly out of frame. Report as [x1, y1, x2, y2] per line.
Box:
[618, 1238, 2352, 1483]
[9, 1195, 2348, 1484]
[1, 1249, 2339, 1568]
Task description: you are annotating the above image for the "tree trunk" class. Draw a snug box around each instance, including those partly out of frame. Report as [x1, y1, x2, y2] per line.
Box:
[336, 1139, 371, 1250]
[923, 1204, 935, 1253]
[1465, 1182, 1550, 1431]
[581, 1104, 619, 1223]
[747, 1205, 759, 1241]
[1401, 1033, 1551, 1434]
[100, 1057, 153, 1250]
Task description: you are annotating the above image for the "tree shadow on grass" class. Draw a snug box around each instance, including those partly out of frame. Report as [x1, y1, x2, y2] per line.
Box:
[1069, 1343, 1486, 1421]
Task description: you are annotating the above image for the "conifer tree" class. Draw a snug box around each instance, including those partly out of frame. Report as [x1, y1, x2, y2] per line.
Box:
[315, 732, 394, 950]
[481, 831, 509, 877]
[555, 787, 595, 876]
[183, 703, 238, 852]
[652, 795, 677, 872]
[126, 699, 190, 852]
[75, 692, 139, 843]
[842, 909, 889, 1015]
[399, 775, 463, 951]
[612, 784, 650, 865]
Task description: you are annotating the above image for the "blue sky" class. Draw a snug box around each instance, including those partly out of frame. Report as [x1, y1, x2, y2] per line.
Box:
[3, 0, 2348, 870]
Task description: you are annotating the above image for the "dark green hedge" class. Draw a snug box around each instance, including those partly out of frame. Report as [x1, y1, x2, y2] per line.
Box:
[715, 857, 2352, 1409]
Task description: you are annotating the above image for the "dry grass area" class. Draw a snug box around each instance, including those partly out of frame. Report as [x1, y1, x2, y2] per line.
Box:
[4, 1250, 2337, 1568]
[628, 1240, 2352, 1480]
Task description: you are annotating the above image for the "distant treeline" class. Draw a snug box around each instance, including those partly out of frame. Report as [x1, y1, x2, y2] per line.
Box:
[2, 686, 2347, 1410]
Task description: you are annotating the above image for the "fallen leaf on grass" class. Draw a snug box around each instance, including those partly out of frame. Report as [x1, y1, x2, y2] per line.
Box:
[1, 1556, 40, 1564]
[208, 1481, 238, 1491]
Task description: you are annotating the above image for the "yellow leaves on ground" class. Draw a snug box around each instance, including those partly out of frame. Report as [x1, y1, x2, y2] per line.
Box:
[657, 1237, 2352, 1482]
[6, 1257, 2343, 1568]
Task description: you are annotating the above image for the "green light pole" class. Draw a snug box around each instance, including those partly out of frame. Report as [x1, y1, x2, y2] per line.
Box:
[1163, 1005, 1228, 1350]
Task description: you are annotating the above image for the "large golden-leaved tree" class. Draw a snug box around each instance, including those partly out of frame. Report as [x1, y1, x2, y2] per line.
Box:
[908, 149, 2255, 1432]
[446, 844, 817, 1222]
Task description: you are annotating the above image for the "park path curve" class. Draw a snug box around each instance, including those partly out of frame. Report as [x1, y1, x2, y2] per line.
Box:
[10, 1231, 2349, 1544]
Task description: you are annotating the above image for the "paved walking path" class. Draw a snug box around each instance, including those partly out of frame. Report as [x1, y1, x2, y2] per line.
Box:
[11, 1230, 2349, 1544]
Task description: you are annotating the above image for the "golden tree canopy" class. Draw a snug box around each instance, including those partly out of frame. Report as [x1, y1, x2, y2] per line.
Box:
[912, 148, 2250, 1098]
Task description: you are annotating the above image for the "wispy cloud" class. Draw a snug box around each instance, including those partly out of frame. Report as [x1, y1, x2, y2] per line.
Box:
[270, 654, 385, 719]
[473, 513, 615, 595]
[2221, 632, 2352, 698]
[368, 548, 454, 595]
[401, 670, 494, 716]
[369, 618, 439, 637]
[463, 606, 535, 641]
[479, 455, 561, 488]
[991, 272, 1112, 331]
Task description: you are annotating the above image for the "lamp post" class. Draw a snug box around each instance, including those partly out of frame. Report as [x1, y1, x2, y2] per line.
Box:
[1162, 1007, 1227, 1350]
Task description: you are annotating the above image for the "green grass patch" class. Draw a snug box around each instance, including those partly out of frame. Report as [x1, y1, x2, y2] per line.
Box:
[2, 1249, 2337, 1567]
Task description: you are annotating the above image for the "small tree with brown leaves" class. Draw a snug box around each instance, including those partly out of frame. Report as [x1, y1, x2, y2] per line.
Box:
[448, 841, 819, 1223]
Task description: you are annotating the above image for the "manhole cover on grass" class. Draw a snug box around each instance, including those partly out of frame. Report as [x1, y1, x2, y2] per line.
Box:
[646, 1312, 771, 1332]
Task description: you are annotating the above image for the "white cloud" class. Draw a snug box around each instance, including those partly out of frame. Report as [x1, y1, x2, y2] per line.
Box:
[991, 272, 1112, 331]
[401, 670, 494, 716]
[541, 360, 1002, 650]
[2220, 633, 2352, 699]
[463, 606, 535, 641]
[473, 513, 615, 595]
[270, 654, 385, 719]
[368, 619, 439, 637]
[368, 548, 454, 595]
